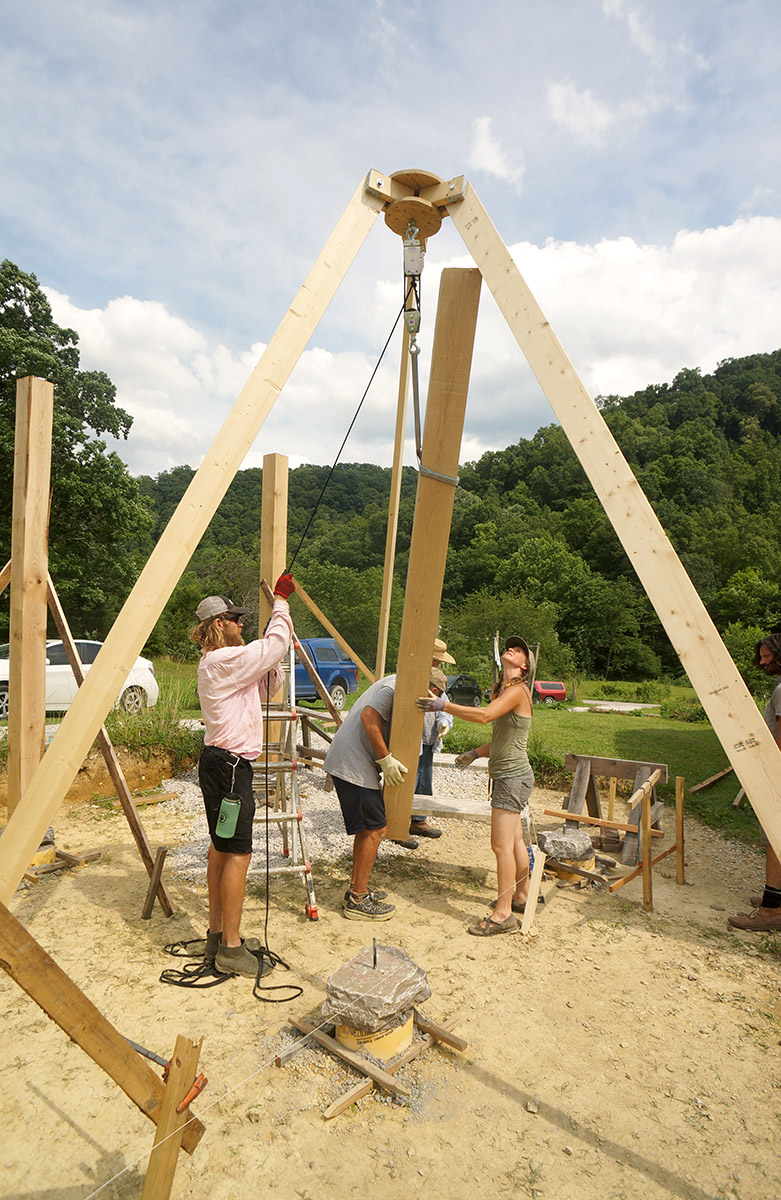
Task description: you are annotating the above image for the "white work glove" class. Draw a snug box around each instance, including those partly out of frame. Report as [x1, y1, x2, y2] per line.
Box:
[376, 754, 408, 788]
[454, 750, 477, 769]
[436, 721, 449, 739]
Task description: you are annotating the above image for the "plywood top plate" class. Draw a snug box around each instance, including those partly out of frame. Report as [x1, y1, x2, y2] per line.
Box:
[384, 197, 442, 238]
[390, 168, 443, 191]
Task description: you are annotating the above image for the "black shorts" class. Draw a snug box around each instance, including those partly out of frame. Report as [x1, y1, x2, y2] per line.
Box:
[199, 745, 255, 855]
[332, 776, 386, 835]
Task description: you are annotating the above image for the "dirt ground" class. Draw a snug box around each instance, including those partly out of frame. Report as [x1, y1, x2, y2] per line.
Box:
[1, 777, 779, 1200]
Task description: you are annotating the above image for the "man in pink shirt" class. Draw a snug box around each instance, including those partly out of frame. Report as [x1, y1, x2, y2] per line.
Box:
[190, 575, 294, 978]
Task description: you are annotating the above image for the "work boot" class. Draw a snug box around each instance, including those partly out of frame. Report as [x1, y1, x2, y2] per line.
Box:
[728, 907, 781, 932]
[343, 891, 395, 921]
[390, 837, 419, 849]
[749, 895, 764, 909]
[215, 938, 272, 978]
[204, 929, 222, 968]
[410, 819, 442, 839]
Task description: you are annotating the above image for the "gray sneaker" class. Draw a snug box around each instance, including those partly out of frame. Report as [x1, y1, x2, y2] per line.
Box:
[215, 939, 272, 978]
[343, 892, 395, 921]
[343, 886, 388, 902]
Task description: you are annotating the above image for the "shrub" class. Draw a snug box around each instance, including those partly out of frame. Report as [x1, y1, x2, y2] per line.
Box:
[660, 697, 709, 723]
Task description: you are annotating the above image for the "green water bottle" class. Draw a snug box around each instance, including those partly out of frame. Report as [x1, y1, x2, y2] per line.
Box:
[217, 793, 241, 838]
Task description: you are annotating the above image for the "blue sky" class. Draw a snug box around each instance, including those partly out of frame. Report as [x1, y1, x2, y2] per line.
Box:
[3, 0, 780, 475]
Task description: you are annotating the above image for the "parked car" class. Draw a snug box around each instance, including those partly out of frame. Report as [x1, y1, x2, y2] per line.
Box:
[533, 680, 567, 705]
[445, 673, 483, 707]
[0, 639, 159, 719]
[294, 637, 359, 710]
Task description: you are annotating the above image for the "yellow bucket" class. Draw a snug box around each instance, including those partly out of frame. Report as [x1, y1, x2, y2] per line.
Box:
[550, 854, 595, 882]
[334, 1014, 414, 1062]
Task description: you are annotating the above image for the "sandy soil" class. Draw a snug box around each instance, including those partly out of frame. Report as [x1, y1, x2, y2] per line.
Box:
[1, 769, 779, 1200]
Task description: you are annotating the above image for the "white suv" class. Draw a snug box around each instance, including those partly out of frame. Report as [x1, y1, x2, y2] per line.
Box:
[0, 640, 159, 720]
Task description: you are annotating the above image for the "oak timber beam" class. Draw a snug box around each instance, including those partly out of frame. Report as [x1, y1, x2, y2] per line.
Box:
[0, 178, 382, 903]
[259, 452, 289, 630]
[384, 268, 482, 840]
[447, 181, 781, 864]
[375, 325, 411, 679]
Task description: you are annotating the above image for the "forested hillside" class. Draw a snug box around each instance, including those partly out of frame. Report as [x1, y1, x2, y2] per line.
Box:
[138, 351, 781, 684]
[1, 260, 777, 684]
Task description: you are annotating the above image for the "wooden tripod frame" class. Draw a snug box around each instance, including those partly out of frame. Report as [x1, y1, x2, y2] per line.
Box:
[2, 166, 779, 895]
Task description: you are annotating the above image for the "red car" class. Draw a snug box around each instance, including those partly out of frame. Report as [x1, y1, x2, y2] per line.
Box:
[533, 680, 567, 705]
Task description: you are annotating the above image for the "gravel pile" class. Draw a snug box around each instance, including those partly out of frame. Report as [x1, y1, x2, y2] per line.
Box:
[164, 743, 494, 882]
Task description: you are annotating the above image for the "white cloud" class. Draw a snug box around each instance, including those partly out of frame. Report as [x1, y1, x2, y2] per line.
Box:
[468, 117, 524, 192]
[43, 215, 781, 478]
[546, 79, 618, 147]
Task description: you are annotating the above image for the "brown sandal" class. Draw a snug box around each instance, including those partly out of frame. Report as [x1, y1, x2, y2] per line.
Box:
[467, 914, 518, 936]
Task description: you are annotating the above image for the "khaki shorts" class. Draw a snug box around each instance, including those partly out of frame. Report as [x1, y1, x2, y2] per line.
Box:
[490, 771, 534, 813]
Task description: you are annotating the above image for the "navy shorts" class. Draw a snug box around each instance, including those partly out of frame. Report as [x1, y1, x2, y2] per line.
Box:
[332, 776, 387, 835]
[199, 745, 255, 855]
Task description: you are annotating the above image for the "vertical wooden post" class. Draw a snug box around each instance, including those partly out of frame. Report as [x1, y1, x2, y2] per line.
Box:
[8, 377, 53, 816]
[375, 327, 411, 678]
[384, 269, 482, 839]
[259, 452, 289, 629]
[141, 1035, 203, 1200]
[641, 783, 653, 912]
[607, 777, 617, 823]
[675, 776, 685, 885]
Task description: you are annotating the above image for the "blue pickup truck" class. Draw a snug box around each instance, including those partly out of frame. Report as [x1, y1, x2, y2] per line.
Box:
[294, 637, 359, 710]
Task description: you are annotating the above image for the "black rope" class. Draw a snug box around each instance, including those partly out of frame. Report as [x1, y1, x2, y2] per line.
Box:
[285, 285, 414, 574]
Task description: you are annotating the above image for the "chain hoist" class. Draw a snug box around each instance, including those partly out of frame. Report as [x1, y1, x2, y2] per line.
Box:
[403, 219, 425, 462]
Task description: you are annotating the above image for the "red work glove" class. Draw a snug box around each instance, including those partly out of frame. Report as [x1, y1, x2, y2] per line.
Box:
[273, 573, 295, 599]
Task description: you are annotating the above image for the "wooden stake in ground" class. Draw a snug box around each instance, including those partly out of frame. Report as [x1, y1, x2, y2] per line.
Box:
[7, 377, 53, 816]
[141, 1035, 203, 1200]
[384, 268, 482, 840]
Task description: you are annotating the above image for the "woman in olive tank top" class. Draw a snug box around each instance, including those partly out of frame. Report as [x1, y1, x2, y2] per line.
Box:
[417, 635, 534, 935]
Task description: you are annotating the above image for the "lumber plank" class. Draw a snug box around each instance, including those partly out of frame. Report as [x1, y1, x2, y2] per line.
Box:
[521, 847, 547, 935]
[545, 858, 609, 884]
[141, 1035, 203, 1200]
[376, 325, 412, 679]
[543, 809, 664, 837]
[412, 1013, 468, 1051]
[564, 755, 669, 784]
[563, 758, 590, 829]
[0, 179, 381, 904]
[690, 765, 733, 793]
[0, 902, 204, 1152]
[288, 1017, 411, 1096]
[141, 846, 169, 920]
[385, 269, 482, 840]
[449, 179, 781, 864]
[608, 843, 678, 892]
[7, 377, 53, 815]
[323, 1017, 458, 1119]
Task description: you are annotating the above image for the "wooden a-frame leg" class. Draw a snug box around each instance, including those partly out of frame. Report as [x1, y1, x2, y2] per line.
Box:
[141, 1035, 203, 1200]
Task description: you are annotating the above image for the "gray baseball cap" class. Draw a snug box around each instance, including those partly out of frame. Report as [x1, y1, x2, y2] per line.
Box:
[195, 595, 246, 622]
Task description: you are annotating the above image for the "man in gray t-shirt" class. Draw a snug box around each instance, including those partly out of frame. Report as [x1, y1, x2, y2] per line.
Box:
[729, 634, 781, 932]
[324, 666, 446, 922]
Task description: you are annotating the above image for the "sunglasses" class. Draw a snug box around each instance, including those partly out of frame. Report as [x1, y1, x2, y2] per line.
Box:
[221, 614, 244, 625]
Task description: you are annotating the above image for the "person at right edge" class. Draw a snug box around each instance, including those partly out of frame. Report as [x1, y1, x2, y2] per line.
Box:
[729, 633, 781, 933]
